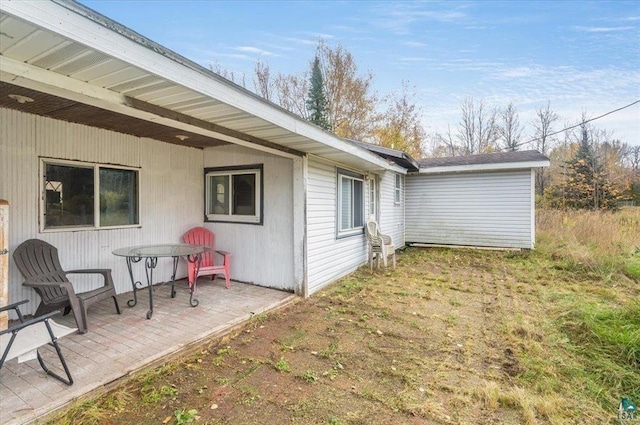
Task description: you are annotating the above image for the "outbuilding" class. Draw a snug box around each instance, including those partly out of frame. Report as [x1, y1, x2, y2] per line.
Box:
[405, 151, 550, 249]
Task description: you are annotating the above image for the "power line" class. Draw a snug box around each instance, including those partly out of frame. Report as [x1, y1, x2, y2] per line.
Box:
[511, 99, 640, 150]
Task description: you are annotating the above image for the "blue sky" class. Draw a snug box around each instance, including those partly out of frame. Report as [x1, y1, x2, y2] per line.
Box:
[82, 0, 640, 148]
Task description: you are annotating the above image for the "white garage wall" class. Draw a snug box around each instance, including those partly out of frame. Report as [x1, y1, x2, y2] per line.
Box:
[307, 157, 367, 294]
[203, 144, 295, 291]
[405, 170, 534, 249]
[0, 108, 204, 315]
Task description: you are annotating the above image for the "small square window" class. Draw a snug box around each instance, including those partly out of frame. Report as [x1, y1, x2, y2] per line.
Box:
[205, 165, 263, 224]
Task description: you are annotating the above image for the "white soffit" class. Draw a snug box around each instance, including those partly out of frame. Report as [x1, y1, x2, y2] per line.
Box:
[0, 1, 402, 173]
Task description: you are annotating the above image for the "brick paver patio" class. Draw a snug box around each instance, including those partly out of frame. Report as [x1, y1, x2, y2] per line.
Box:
[0, 278, 294, 425]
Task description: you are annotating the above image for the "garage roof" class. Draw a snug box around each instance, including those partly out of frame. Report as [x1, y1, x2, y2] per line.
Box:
[417, 150, 550, 174]
[0, 0, 405, 173]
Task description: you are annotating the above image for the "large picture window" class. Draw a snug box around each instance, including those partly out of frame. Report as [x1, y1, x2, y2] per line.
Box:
[337, 169, 364, 237]
[205, 165, 263, 224]
[42, 159, 139, 231]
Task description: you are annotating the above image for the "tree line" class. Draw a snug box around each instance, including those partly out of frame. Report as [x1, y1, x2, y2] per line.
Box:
[211, 41, 639, 210]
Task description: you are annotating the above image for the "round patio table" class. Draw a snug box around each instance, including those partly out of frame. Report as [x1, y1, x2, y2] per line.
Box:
[112, 244, 210, 319]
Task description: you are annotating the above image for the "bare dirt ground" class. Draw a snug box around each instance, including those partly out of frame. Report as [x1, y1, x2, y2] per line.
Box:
[47, 246, 637, 425]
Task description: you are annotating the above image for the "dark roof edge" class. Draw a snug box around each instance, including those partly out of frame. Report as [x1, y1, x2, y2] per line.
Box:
[346, 139, 420, 171]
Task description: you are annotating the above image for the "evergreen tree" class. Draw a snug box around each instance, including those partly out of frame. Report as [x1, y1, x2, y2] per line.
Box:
[306, 56, 330, 130]
[549, 126, 619, 210]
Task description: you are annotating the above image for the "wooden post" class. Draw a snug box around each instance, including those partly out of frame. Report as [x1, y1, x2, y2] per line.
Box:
[0, 200, 8, 331]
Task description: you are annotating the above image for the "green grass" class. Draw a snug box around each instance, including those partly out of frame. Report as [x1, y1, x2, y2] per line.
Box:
[559, 300, 640, 403]
[624, 257, 640, 280]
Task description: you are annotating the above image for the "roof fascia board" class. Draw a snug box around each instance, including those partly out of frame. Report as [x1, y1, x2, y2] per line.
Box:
[417, 160, 551, 174]
[386, 163, 408, 174]
[0, 56, 301, 159]
[1, 0, 395, 172]
[308, 154, 406, 175]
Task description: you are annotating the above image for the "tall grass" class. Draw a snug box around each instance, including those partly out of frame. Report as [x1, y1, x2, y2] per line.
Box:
[558, 300, 640, 406]
[518, 208, 640, 420]
[536, 208, 640, 278]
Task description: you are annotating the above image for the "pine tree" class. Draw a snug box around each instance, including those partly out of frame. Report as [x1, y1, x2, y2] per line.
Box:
[550, 127, 619, 210]
[306, 56, 330, 130]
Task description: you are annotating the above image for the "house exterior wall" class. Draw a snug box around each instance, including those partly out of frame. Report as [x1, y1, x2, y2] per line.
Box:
[203, 145, 296, 291]
[0, 108, 204, 315]
[306, 157, 368, 295]
[405, 169, 534, 249]
[379, 171, 405, 248]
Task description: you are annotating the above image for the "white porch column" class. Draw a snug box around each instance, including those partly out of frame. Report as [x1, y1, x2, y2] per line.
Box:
[292, 156, 308, 297]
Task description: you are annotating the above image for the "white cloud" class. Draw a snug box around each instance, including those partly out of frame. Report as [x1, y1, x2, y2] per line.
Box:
[402, 41, 427, 47]
[216, 53, 252, 61]
[236, 46, 275, 56]
[398, 56, 430, 62]
[306, 32, 335, 39]
[572, 25, 635, 33]
[369, 3, 468, 34]
[279, 36, 318, 46]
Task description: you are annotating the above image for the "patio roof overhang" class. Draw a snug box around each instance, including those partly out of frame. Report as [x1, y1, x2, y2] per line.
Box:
[0, 0, 406, 174]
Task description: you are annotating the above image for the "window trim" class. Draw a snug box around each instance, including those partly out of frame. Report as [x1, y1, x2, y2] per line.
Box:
[336, 168, 365, 239]
[204, 164, 264, 225]
[368, 176, 377, 220]
[40, 157, 141, 233]
[394, 173, 402, 205]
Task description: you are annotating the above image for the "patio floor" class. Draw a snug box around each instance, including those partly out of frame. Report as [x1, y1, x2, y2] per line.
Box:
[0, 278, 295, 425]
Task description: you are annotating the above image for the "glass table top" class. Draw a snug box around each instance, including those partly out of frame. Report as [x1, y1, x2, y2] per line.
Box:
[112, 244, 210, 258]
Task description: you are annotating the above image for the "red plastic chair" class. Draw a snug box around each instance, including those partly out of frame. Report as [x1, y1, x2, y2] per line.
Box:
[183, 227, 231, 290]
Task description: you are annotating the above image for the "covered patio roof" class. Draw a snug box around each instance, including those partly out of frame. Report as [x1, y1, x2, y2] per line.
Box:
[0, 0, 405, 173]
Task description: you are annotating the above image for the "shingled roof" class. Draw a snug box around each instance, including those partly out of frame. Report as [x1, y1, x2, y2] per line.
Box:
[418, 150, 549, 168]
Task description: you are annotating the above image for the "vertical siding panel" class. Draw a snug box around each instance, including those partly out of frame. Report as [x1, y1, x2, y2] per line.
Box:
[405, 170, 533, 248]
[1, 109, 204, 314]
[306, 158, 367, 294]
[2, 109, 39, 312]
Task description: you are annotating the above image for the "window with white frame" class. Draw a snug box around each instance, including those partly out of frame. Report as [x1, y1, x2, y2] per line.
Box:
[205, 165, 263, 224]
[337, 169, 364, 237]
[369, 177, 377, 218]
[394, 173, 402, 204]
[42, 159, 139, 230]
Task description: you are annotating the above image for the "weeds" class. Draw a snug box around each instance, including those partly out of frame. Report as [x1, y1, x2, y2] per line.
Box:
[537, 208, 640, 277]
[141, 384, 178, 404]
[174, 408, 198, 424]
[274, 357, 291, 373]
[299, 369, 319, 383]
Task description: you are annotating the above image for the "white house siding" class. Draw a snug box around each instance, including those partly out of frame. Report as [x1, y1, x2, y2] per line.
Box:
[405, 170, 534, 249]
[306, 157, 367, 295]
[0, 108, 203, 315]
[378, 171, 405, 248]
[203, 145, 295, 291]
